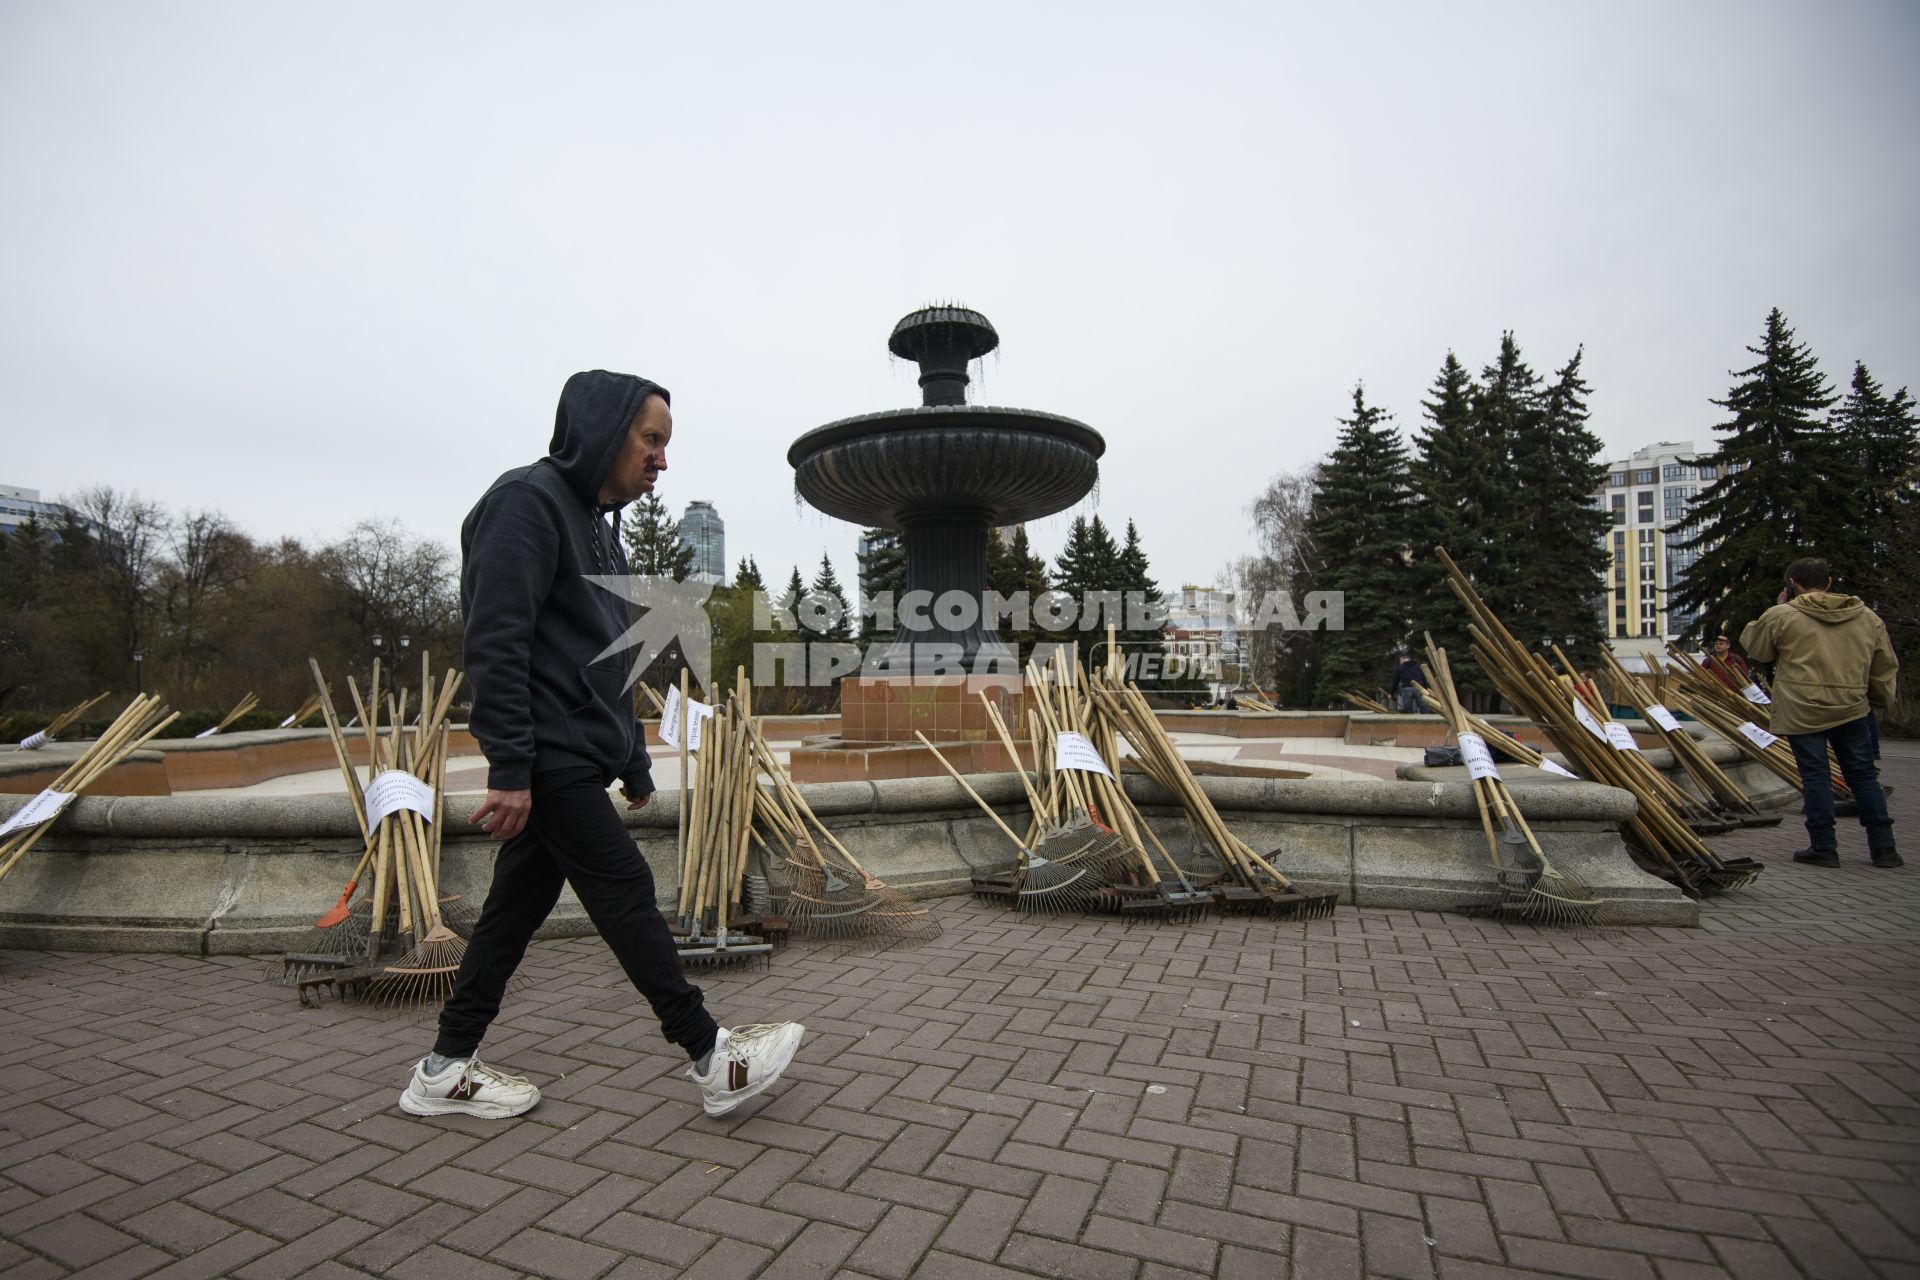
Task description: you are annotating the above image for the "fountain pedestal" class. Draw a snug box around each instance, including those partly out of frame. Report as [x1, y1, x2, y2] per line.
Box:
[786, 675, 1032, 783]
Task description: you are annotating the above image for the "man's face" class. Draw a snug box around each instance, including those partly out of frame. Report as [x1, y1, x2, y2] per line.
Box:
[1713, 637, 1731, 655]
[600, 395, 672, 505]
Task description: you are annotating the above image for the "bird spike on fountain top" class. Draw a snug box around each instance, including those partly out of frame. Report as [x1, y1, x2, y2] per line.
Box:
[888, 305, 999, 407]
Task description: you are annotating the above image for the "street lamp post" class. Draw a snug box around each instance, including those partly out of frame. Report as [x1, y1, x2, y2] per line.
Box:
[133, 649, 144, 696]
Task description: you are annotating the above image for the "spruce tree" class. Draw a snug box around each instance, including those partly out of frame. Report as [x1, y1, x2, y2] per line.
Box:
[1052, 516, 1124, 664]
[986, 527, 1016, 598]
[1088, 516, 1123, 592]
[1115, 519, 1168, 666]
[1006, 525, 1049, 661]
[1407, 353, 1499, 689]
[1010, 526, 1048, 594]
[1673, 308, 1842, 641]
[705, 556, 764, 695]
[0, 516, 52, 613]
[1466, 334, 1537, 637]
[1835, 361, 1919, 605]
[856, 529, 905, 641]
[1048, 517, 1096, 652]
[777, 566, 805, 630]
[809, 553, 853, 642]
[621, 493, 694, 581]
[1304, 384, 1416, 703]
[1872, 496, 1920, 698]
[1512, 346, 1609, 660]
[1053, 516, 1096, 591]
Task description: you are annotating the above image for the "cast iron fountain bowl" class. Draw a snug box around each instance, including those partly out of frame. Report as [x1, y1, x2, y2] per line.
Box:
[787, 406, 1105, 528]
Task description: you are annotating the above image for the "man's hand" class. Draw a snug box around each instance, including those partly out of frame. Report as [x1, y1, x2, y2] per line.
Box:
[1777, 586, 1792, 606]
[472, 788, 531, 840]
[623, 786, 652, 811]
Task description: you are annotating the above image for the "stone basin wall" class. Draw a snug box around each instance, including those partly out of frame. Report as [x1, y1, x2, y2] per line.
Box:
[0, 738, 1790, 953]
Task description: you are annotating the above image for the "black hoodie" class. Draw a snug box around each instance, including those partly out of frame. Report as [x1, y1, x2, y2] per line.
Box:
[460, 370, 669, 794]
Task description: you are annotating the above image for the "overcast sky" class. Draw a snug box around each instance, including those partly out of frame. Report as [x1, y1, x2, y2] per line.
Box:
[3, 1, 1916, 596]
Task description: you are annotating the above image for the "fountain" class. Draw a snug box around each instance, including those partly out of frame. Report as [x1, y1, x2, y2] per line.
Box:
[786, 306, 1105, 778]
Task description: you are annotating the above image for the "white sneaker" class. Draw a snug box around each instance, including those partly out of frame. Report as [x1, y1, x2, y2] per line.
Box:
[398, 1057, 540, 1119]
[688, 1023, 806, 1117]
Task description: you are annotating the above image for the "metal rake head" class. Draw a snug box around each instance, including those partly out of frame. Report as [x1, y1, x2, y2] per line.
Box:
[1704, 859, 1764, 892]
[273, 894, 375, 985]
[786, 862, 941, 944]
[678, 933, 775, 971]
[1510, 864, 1607, 928]
[365, 963, 462, 1009]
[1035, 815, 1138, 879]
[1102, 883, 1216, 924]
[971, 870, 1022, 908]
[1268, 890, 1339, 921]
[1013, 853, 1111, 915]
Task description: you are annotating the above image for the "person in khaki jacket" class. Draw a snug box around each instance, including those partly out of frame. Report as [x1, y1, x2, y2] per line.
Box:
[1740, 556, 1900, 868]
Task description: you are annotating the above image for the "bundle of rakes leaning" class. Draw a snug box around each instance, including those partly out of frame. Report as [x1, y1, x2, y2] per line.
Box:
[647, 669, 939, 962]
[916, 638, 1333, 922]
[1594, 649, 1781, 837]
[1342, 690, 1395, 715]
[1419, 633, 1608, 926]
[13, 691, 112, 751]
[278, 691, 325, 728]
[280, 654, 472, 1007]
[1435, 547, 1761, 897]
[194, 692, 260, 738]
[1090, 660, 1337, 921]
[0, 694, 179, 882]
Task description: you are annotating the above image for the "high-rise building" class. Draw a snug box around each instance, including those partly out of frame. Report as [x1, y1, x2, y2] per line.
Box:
[677, 500, 725, 584]
[1591, 441, 1738, 656]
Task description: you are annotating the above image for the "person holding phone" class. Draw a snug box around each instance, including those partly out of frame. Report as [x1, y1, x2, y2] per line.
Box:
[1740, 557, 1900, 868]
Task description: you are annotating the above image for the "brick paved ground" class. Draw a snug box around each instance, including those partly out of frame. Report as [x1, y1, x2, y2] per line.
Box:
[4, 759, 1918, 1280]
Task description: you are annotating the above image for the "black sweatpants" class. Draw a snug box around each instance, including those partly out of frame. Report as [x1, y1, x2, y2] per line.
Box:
[434, 767, 718, 1062]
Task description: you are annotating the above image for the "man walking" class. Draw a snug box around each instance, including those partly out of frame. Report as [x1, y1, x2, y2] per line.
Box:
[400, 370, 804, 1120]
[1740, 557, 1901, 869]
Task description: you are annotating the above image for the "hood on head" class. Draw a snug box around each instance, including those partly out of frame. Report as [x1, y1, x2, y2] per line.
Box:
[1791, 590, 1866, 624]
[547, 370, 671, 508]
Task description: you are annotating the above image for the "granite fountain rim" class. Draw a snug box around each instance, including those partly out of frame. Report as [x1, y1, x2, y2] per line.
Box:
[785, 403, 1107, 469]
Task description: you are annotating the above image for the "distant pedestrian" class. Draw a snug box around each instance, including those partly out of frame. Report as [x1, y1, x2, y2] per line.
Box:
[1702, 634, 1751, 692]
[1388, 651, 1426, 714]
[1740, 557, 1900, 869]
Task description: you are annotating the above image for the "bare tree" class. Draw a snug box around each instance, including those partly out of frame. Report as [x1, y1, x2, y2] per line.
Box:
[161, 511, 254, 690]
[65, 485, 169, 672]
[1234, 464, 1320, 702]
[322, 519, 461, 663]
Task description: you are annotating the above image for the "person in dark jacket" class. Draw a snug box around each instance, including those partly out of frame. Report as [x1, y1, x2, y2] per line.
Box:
[1387, 652, 1426, 713]
[399, 371, 804, 1122]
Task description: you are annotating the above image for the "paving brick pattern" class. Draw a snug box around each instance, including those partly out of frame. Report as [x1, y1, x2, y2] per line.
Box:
[5, 758, 1919, 1279]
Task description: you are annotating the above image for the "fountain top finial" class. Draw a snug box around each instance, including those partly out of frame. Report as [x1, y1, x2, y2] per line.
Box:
[888, 305, 999, 406]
